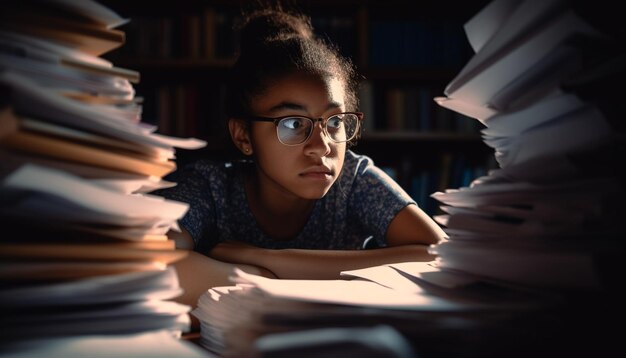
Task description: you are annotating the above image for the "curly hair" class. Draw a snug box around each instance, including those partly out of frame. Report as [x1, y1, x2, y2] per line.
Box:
[224, 6, 360, 123]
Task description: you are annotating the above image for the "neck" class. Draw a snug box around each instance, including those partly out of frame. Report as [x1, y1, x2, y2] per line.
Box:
[246, 172, 315, 215]
[245, 171, 315, 240]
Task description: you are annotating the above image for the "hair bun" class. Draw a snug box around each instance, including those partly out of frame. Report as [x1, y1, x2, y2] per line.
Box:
[238, 9, 313, 54]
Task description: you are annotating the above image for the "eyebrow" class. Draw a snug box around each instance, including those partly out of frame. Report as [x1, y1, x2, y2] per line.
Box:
[267, 101, 342, 114]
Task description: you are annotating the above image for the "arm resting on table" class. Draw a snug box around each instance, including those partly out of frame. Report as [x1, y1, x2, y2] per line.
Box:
[210, 204, 445, 279]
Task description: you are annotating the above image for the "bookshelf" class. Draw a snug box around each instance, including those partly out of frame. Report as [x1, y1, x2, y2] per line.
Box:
[100, 0, 495, 215]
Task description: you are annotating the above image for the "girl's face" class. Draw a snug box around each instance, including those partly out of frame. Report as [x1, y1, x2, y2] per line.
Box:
[248, 73, 347, 200]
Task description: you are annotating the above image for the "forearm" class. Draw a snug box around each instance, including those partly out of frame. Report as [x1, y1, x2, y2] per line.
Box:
[211, 243, 435, 280]
[167, 228, 276, 307]
[169, 250, 275, 332]
[172, 250, 275, 308]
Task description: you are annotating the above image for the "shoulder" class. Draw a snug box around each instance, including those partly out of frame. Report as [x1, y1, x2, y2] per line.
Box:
[342, 150, 376, 177]
[155, 159, 251, 200]
[172, 159, 251, 184]
[178, 159, 231, 176]
[341, 150, 393, 184]
[340, 150, 412, 202]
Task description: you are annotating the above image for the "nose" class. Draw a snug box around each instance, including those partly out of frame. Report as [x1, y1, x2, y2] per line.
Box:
[304, 121, 331, 157]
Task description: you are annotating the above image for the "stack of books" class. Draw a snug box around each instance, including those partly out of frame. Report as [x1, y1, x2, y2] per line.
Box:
[0, 0, 206, 355]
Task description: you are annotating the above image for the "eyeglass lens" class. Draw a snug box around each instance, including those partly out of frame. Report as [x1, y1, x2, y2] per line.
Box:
[276, 113, 359, 145]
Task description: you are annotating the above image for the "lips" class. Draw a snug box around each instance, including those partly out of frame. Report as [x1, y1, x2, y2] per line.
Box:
[300, 166, 333, 177]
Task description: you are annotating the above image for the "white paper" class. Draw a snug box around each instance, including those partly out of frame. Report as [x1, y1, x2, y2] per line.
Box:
[433, 96, 497, 121]
[43, 0, 129, 28]
[0, 53, 134, 97]
[0, 266, 182, 306]
[447, 0, 577, 94]
[0, 71, 205, 150]
[18, 118, 174, 160]
[3, 164, 188, 221]
[233, 269, 490, 312]
[340, 263, 426, 293]
[389, 262, 480, 289]
[89, 177, 176, 195]
[488, 106, 611, 167]
[463, 0, 522, 53]
[0, 261, 166, 280]
[481, 91, 586, 136]
[431, 241, 601, 289]
[447, 10, 602, 107]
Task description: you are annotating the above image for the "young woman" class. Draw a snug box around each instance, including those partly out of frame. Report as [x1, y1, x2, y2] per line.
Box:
[155, 7, 446, 308]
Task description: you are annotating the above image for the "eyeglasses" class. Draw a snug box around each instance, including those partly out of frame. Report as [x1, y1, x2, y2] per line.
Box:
[246, 112, 364, 146]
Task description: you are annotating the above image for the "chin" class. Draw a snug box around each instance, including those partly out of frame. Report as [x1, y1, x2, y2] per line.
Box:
[297, 186, 332, 200]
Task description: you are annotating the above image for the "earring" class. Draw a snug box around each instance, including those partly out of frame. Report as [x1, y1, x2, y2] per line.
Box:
[244, 148, 250, 153]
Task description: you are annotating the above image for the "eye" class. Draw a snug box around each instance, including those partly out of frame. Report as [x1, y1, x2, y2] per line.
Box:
[280, 117, 307, 130]
[327, 116, 343, 129]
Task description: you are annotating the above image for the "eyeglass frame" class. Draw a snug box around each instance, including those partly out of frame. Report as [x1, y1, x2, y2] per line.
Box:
[243, 111, 364, 146]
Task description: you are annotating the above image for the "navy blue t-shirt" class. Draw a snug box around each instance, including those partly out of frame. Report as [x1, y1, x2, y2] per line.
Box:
[154, 150, 415, 253]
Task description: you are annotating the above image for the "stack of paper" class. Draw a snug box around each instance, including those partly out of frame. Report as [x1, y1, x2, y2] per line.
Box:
[0, 0, 206, 354]
[431, 0, 624, 291]
[192, 264, 558, 357]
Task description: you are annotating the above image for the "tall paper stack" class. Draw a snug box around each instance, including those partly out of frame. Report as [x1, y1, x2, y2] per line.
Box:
[432, 0, 624, 294]
[0, 0, 207, 355]
[429, 0, 625, 352]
